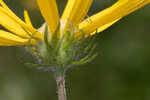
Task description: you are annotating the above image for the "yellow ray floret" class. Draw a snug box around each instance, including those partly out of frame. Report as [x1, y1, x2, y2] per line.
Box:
[77, 0, 128, 37]
[0, 0, 31, 32]
[61, 0, 93, 31]
[125, 0, 150, 15]
[37, 0, 59, 35]
[0, 0, 43, 39]
[0, 0, 43, 46]
[0, 30, 35, 46]
[0, 7, 30, 38]
[24, 10, 33, 27]
[77, 0, 150, 38]
[90, 18, 121, 36]
[0, 0, 150, 46]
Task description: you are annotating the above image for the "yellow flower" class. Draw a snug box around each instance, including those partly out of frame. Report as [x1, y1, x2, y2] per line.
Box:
[0, 0, 150, 46]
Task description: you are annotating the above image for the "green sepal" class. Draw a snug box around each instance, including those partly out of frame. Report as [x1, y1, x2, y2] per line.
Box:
[26, 25, 98, 72]
[57, 30, 74, 67]
[72, 53, 98, 65]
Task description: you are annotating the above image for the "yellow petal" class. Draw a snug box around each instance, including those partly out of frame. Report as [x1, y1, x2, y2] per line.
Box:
[78, 0, 128, 37]
[24, 10, 43, 39]
[0, 40, 26, 46]
[90, 18, 121, 36]
[37, 0, 59, 35]
[0, 30, 34, 46]
[0, 40, 22, 46]
[0, 0, 31, 29]
[61, 0, 92, 31]
[0, 7, 30, 38]
[75, 18, 121, 39]
[125, 0, 150, 15]
[24, 10, 33, 27]
[78, 0, 150, 38]
[0, 0, 31, 30]
[0, 43, 22, 46]
[0, 1, 43, 39]
[0, 39, 35, 46]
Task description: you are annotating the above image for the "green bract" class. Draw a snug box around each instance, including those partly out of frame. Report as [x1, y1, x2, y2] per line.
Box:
[26, 25, 98, 73]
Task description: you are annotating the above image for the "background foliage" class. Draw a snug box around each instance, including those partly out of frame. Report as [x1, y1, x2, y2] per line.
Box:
[0, 0, 150, 100]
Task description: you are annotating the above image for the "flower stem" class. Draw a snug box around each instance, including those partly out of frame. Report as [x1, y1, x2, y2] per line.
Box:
[56, 74, 67, 100]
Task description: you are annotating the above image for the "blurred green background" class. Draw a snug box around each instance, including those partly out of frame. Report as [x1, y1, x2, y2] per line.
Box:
[1, 0, 150, 100]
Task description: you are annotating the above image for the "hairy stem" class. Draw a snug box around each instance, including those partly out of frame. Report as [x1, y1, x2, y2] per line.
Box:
[56, 74, 67, 100]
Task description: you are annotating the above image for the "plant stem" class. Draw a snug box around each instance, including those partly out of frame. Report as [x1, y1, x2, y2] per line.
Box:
[56, 74, 67, 100]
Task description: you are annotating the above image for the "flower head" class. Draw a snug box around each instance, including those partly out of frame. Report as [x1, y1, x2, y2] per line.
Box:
[0, 0, 149, 46]
[0, 0, 150, 70]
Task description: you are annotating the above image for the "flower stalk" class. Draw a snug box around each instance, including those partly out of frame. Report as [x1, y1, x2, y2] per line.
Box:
[56, 72, 67, 100]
